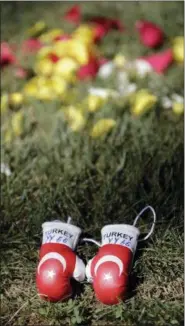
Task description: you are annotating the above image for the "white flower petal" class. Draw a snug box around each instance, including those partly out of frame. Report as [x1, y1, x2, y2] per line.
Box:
[171, 94, 184, 103]
[134, 59, 153, 77]
[161, 96, 172, 109]
[88, 87, 118, 99]
[98, 61, 115, 79]
[1, 163, 11, 176]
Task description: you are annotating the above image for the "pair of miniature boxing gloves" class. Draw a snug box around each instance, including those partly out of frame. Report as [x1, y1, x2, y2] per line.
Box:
[36, 207, 156, 305]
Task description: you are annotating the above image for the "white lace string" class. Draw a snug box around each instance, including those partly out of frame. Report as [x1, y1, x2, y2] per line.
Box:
[133, 205, 156, 241]
[82, 237, 101, 247]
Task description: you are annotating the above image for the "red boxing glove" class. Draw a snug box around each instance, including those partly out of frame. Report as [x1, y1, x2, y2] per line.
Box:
[36, 220, 85, 302]
[86, 224, 140, 305]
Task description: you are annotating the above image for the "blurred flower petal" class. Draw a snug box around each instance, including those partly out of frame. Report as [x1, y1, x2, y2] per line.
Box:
[14, 67, 28, 79]
[171, 94, 184, 103]
[91, 17, 124, 42]
[22, 38, 43, 53]
[135, 20, 164, 48]
[27, 20, 47, 37]
[53, 57, 78, 81]
[172, 102, 184, 115]
[34, 58, 54, 76]
[50, 75, 67, 96]
[91, 119, 116, 138]
[64, 5, 81, 24]
[0, 42, 16, 66]
[161, 96, 172, 109]
[39, 29, 63, 44]
[9, 93, 24, 108]
[48, 53, 60, 63]
[64, 106, 85, 131]
[88, 87, 118, 99]
[131, 89, 157, 116]
[87, 95, 106, 112]
[77, 57, 99, 79]
[140, 49, 174, 73]
[172, 36, 184, 63]
[1, 163, 11, 176]
[98, 61, 115, 78]
[171, 94, 184, 115]
[73, 24, 95, 46]
[114, 54, 126, 67]
[54, 34, 71, 42]
[133, 59, 153, 77]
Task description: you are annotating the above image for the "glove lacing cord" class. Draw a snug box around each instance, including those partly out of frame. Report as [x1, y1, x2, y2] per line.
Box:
[82, 206, 156, 246]
[133, 205, 156, 241]
[82, 238, 101, 247]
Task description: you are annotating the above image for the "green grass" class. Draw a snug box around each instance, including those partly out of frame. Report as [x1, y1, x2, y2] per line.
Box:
[1, 2, 184, 326]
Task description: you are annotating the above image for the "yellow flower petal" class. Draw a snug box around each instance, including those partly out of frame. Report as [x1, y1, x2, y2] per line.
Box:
[1, 94, 9, 114]
[39, 29, 63, 44]
[73, 24, 94, 45]
[69, 40, 90, 65]
[87, 95, 106, 112]
[64, 106, 85, 131]
[50, 76, 68, 96]
[90, 119, 116, 138]
[113, 54, 126, 67]
[27, 21, 47, 37]
[131, 89, 157, 116]
[172, 36, 184, 63]
[36, 46, 53, 60]
[23, 80, 38, 97]
[53, 57, 78, 81]
[11, 111, 24, 136]
[9, 93, 24, 107]
[34, 58, 54, 76]
[53, 40, 71, 57]
[172, 102, 184, 115]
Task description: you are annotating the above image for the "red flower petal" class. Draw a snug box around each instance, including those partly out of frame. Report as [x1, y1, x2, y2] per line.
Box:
[135, 20, 164, 48]
[54, 34, 71, 42]
[93, 24, 108, 42]
[140, 49, 174, 73]
[64, 5, 81, 24]
[90, 17, 124, 42]
[0, 42, 16, 66]
[22, 38, 43, 53]
[48, 53, 60, 63]
[77, 57, 100, 80]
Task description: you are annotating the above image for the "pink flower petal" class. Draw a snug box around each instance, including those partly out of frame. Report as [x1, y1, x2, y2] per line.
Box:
[22, 38, 43, 53]
[135, 20, 164, 48]
[0, 42, 16, 66]
[140, 49, 174, 73]
[14, 67, 28, 79]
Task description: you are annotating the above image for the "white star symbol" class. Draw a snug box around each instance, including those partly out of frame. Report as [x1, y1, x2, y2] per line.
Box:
[47, 270, 56, 279]
[104, 272, 113, 281]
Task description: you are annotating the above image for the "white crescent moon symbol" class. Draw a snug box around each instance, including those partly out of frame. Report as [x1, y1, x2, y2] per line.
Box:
[37, 252, 67, 274]
[94, 255, 124, 276]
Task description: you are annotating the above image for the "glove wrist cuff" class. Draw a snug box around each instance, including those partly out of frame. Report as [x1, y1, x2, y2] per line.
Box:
[101, 224, 140, 252]
[42, 221, 82, 250]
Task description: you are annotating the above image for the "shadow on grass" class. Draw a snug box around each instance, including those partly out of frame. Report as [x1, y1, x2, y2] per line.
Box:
[127, 239, 148, 300]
